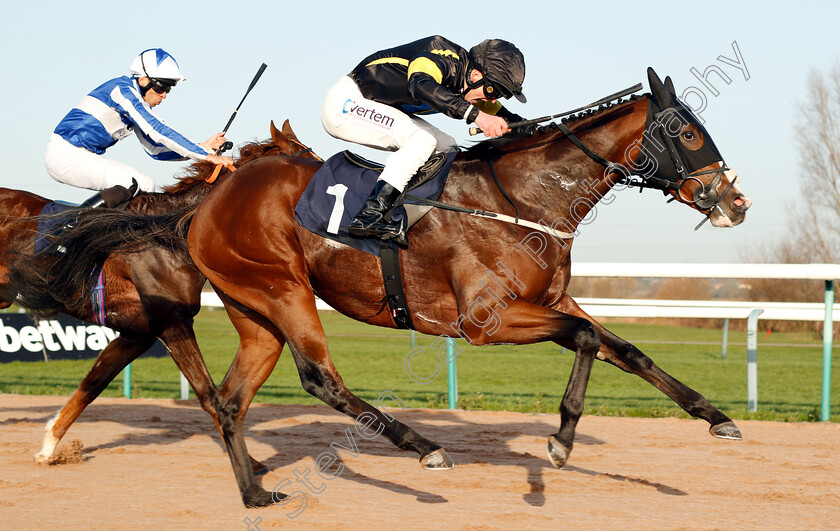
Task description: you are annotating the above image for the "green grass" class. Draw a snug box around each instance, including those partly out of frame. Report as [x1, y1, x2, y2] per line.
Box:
[1, 309, 837, 422]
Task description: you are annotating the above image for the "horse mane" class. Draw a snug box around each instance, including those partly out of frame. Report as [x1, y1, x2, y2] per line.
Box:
[463, 93, 647, 161]
[162, 137, 285, 195]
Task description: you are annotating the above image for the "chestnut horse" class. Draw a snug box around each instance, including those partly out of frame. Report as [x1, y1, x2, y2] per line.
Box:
[21, 69, 751, 507]
[1, 121, 319, 467]
[189, 69, 750, 506]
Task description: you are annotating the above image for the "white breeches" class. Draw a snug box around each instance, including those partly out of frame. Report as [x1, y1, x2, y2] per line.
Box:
[44, 134, 156, 192]
[321, 76, 457, 191]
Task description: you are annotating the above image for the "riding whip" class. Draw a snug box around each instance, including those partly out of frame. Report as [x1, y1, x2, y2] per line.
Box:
[217, 62, 268, 154]
[207, 63, 268, 183]
[469, 83, 643, 136]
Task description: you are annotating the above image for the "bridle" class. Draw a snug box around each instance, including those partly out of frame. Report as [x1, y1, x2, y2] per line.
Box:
[648, 103, 736, 227]
[550, 96, 736, 229]
[289, 147, 317, 159]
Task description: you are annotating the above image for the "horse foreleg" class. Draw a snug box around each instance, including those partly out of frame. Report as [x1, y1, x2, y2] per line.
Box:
[558, 295, 742, 440]
[287, 341, 453, 469]
[260, 286, 449, 468]
[456, 299, 600, 469]
[34, 333, 155, 464]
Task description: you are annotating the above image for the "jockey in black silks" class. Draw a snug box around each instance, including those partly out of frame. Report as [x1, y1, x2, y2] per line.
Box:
[321, 36, 527, 243]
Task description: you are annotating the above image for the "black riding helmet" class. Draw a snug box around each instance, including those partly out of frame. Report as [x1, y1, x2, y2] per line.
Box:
[467, 39, 527, 103]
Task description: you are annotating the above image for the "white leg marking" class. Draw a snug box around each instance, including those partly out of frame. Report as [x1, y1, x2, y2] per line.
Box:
[34, 412, 61, 464]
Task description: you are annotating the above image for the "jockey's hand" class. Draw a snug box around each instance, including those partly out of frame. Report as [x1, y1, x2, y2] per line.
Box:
[206, 153, 235, 170]
[474, 111, 510, 138]
[200, 132, 228, 152]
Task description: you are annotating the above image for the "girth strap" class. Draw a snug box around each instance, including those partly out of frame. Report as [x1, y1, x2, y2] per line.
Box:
[380, 242, 414, 330]
[90, 265, 106, 326]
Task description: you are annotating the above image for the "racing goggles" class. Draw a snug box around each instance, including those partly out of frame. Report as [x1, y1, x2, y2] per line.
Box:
[149, 78, 177, 94]
[482, 79, 513, 100]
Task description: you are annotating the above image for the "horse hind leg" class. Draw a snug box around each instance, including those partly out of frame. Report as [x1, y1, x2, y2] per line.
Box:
[34, 334, 155, 464]
[156, 322, 269, 476]
[210, 300, 288, 507]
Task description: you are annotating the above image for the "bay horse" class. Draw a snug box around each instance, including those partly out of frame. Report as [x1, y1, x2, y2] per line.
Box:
[1, 121, 320, 468]
[18, 69, 751, 507]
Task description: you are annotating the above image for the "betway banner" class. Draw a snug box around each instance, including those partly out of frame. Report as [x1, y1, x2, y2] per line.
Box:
[0, 313, 167, 362]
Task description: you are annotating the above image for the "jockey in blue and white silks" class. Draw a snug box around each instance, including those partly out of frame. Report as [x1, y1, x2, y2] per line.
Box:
[45, 48, 232, 199]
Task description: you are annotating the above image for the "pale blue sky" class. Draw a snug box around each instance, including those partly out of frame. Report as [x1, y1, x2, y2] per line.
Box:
[3, 1, 837, 263]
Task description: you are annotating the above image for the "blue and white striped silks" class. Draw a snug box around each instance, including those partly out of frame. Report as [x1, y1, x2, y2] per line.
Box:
[53, 76, 208, 161]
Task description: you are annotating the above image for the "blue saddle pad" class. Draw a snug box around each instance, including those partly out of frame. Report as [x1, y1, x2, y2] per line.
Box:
[34, 202, 75, 254]
[294, 151, 456, 256]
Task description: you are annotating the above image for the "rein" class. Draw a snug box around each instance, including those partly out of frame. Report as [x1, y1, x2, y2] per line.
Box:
[553, 121, 678, 191]
[487, 159, 520, 222]
[289, 147, 316, 158]
[466, 96, 733, 233]
[204, 147, 316, 185]
[551, 103, 734, 230]
[403, 194, 574, 239]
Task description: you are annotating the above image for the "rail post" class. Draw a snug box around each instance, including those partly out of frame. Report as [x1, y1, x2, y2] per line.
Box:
[721, 317, 729, 359]
[446, 338, 458, 409]
[180, 373, 190, 400]
[821, 280, 834, 421]
[747, 309, 763, 412]
[122, 363, 132, 399]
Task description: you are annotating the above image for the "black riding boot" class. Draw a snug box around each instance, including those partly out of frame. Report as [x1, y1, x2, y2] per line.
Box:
[76, 191, 109, 209]
[62, 179, 138, 231]
[348, 181, 407, 246]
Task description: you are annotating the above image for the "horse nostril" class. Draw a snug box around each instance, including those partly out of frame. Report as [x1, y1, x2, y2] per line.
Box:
[733, 195, 751, 212]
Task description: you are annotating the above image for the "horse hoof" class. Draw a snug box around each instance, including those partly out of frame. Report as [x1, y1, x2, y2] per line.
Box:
[546, 434, 571, 469]
[33, 452, 50, 465]
[420, 448, 455, 470]
[243, 486, 275, 508]
[710, 421, 743, 440]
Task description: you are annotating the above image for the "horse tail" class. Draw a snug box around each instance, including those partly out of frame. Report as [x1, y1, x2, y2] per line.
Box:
[6, 206, 196, 316]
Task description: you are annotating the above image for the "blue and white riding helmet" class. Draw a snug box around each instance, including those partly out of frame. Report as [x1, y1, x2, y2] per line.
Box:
[129, 48, 186, 82]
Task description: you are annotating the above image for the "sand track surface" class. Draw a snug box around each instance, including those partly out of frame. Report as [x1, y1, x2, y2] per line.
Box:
[0, 394, 837, 530]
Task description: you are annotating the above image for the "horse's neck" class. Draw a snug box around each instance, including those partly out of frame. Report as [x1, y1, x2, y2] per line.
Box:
[476, 99, 649, 226]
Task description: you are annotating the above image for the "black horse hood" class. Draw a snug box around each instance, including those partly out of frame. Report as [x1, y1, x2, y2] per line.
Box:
[641, 67, 724, 182]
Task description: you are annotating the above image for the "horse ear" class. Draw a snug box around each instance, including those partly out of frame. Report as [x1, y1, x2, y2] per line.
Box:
[281, 119, 300, 143]
[270, 120, 292, 151]
[664, 75, 676, 96]
[647, 67, 672, 107]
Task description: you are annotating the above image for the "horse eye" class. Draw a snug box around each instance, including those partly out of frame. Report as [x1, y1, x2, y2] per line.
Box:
[683, 131, 696, 141]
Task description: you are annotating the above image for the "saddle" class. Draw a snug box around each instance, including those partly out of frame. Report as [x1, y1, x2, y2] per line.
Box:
[295, 150, 457, 330]
[294, 150, 456, 257]
[342, 151, 449, 194]
[34, 183, 135, 255]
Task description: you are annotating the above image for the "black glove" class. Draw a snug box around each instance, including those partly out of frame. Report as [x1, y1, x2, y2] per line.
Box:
[497, 108, 538, 135]
[100, 178, 139, 208]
